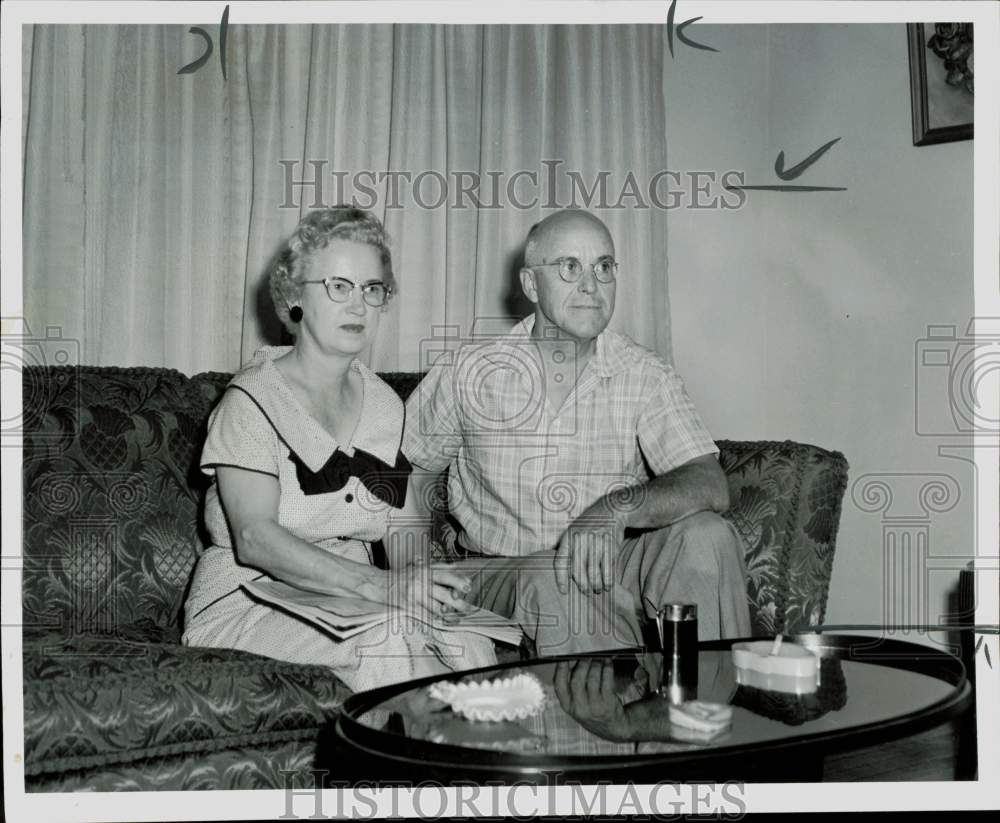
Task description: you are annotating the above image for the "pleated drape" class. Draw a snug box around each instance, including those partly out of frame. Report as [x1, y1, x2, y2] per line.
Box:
[23, 24, 671, 373]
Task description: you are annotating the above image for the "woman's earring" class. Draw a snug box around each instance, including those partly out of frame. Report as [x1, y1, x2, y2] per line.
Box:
[289, 305, 303, 323]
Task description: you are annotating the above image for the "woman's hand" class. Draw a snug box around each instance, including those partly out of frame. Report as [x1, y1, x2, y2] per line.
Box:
[368, 563, 474, 618]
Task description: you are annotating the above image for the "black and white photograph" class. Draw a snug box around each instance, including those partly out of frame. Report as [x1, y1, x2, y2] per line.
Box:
[2, 1, 998, 820]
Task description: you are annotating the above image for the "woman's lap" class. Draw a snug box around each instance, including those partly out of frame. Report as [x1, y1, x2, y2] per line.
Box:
[183, 600, 495, 692]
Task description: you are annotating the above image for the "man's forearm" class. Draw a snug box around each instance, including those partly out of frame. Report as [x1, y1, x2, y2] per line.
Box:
[616, 455, 729, 531]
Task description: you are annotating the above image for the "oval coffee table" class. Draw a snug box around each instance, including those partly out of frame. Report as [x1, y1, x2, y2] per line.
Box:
[327, 634, 973, 784]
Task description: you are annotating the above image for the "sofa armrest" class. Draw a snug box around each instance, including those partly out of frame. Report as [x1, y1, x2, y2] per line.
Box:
[717, 439, 849, 636]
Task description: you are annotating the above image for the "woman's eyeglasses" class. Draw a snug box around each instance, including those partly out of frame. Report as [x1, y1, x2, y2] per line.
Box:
[301, 277, 392, 307]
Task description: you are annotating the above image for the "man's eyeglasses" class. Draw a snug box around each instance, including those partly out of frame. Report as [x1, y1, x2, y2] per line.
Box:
[301, 277, 393, 307]
[531, 256, 618, 284]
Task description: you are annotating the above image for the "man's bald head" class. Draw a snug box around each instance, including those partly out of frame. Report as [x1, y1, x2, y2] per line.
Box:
[519, 209, 617, 345]
[524, 210, 615, 266]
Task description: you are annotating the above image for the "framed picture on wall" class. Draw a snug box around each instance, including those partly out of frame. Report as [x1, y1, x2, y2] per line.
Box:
[907, 22, 974, 146]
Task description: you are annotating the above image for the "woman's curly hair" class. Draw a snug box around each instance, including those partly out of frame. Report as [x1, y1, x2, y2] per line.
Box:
[269, 207, 395, 334]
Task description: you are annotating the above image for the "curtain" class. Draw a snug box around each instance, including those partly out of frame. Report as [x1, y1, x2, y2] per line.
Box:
[23, 24, 671, 374]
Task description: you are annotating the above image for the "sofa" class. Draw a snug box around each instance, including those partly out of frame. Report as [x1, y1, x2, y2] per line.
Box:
[20, 365, 849, 791]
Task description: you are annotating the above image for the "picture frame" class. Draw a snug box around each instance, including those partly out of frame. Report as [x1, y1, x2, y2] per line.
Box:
[907, 22, 974, 146]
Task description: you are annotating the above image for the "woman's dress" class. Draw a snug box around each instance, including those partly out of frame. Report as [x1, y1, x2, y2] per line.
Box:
[182, 346, 496, 692]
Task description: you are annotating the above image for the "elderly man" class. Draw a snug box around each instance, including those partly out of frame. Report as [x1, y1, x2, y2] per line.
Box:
[401, 209, 750, 656]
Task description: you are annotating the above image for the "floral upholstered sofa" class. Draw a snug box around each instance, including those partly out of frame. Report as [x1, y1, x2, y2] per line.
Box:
[20, 365, 849, 791]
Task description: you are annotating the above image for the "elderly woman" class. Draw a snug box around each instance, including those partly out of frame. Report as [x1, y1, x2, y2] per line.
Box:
[182, 207, 496, 691]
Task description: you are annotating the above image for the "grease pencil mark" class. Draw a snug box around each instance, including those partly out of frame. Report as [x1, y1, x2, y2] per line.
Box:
[727, 137, 847, 193]
[177, 5, 229, 80]
[667, 0, 716, 58]
[775, 137, 841, 181]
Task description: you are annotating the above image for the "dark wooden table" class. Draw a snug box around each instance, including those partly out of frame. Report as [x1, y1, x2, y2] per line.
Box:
[322, 634, 973, 785]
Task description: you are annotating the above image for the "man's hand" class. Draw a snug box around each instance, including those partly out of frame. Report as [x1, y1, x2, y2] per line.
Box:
[553, 498, 627, 595]
[553, 658, 635, 742]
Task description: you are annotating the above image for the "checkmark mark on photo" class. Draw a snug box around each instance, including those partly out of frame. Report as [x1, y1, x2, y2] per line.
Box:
[774, 137, 841, 181]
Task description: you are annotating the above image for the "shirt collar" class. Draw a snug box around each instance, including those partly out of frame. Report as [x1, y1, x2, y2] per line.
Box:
[230, 346, 402, 472]
[503, 315, 630, 379]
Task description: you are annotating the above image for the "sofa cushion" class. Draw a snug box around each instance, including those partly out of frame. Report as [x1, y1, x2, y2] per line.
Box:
[23, 631, 349, 777]
[26, 738, 321, 793]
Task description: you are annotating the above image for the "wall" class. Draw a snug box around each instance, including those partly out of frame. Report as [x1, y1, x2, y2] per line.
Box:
[665, 25, 975, 644]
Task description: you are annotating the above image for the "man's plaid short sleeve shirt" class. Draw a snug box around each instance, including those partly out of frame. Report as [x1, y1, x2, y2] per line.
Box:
[403, 318, 718, 556]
